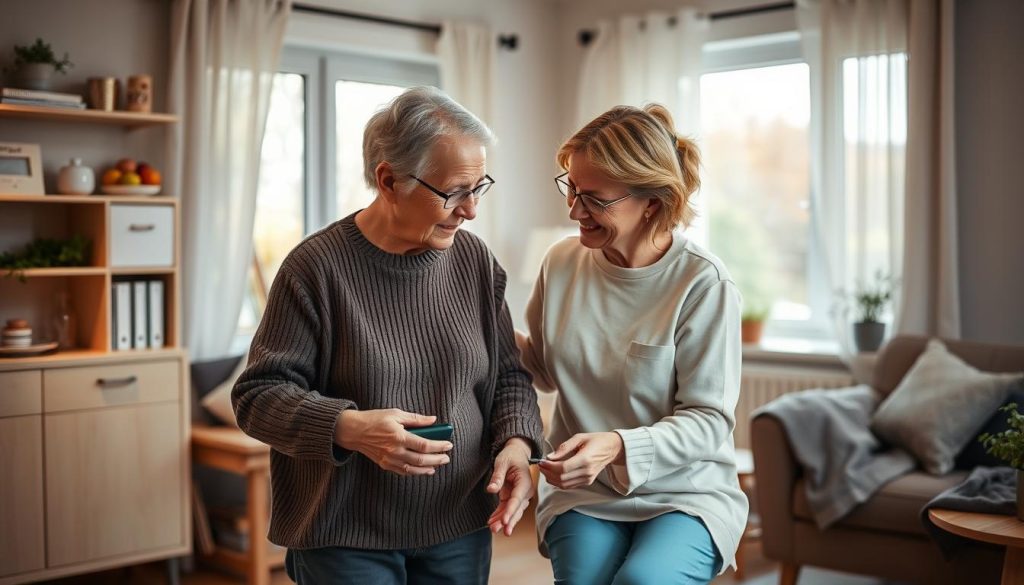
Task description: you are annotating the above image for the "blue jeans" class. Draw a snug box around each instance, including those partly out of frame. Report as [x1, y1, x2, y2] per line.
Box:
[545, 510, 722, 585]
[285, 528, 492, 585]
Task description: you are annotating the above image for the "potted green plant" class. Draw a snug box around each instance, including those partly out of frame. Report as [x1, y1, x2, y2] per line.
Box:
[9, 38, 74, 90]
[979, 403, 1024, 520]
[835, 271, 899, 352]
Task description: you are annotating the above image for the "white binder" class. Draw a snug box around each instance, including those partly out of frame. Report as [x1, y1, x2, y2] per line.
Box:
[113, 282, 132, 350]
[148, 280, 164, 349]
[132, 281, 148, 349]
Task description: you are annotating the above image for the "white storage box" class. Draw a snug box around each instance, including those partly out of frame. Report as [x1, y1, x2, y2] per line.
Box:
[110, 205, 174, 267]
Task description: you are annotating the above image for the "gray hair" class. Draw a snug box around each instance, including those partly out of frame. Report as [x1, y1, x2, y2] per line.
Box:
[362, 86, 495, 193]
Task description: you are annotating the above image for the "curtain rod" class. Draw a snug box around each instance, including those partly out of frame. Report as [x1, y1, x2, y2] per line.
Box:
[293, 3, 442, 34]
[577, 1, 795, 46]
[292, 3, 519, 50]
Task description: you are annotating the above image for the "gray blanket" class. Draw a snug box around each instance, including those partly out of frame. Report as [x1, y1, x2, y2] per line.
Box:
[921, 466, 1018, 559]
[753, 384, 916, 528]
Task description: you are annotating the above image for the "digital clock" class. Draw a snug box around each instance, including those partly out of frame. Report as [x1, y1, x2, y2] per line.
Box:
[0, 142, 45, 195]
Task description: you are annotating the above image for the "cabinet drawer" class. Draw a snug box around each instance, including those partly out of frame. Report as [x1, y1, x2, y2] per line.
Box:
[110, 204, 174, 267]
[0, 370, 42, 417]
[44, 360, 179, 413]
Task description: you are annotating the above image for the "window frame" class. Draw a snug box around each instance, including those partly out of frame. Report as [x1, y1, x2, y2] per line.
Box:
[700, 30, 836, 344]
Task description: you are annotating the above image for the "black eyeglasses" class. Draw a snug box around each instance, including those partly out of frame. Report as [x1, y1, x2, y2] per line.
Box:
[410, 174, 495, 209]
[554, 172, 631, 213]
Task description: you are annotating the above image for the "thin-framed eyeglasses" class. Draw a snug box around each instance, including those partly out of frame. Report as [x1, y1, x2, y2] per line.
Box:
[411, 174, 495, 209]
[554, 172, 631, 213]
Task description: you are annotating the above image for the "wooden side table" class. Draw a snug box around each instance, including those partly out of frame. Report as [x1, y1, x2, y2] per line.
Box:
[192, 424, 285, 585]
[928, 508, 1024, 585]
[734, 448, 760, 580]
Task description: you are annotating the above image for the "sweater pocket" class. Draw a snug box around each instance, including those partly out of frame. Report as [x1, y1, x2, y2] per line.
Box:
[623, 341, 675, 416]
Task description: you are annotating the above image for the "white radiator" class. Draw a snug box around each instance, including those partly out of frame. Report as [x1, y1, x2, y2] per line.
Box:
[734, 364, 855, 450]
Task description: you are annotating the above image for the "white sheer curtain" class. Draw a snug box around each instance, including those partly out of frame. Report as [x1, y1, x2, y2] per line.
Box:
[167, 0, 291, 360]
[798, 0, 911, 358]
[575, 9, 707, 133]
[437, 21, 498, 246]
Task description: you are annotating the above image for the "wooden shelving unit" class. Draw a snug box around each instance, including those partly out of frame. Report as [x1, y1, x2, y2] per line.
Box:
[0, 107, 190, 584]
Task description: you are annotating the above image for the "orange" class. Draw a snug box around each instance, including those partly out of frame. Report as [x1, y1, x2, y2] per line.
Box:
[140, 168, 161, 185]
[119, 172, 142, 186]
[101, 168, 122, 186]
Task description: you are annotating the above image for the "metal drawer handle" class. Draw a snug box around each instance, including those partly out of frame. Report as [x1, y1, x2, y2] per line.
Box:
[97, 376, 138, 388]
[129, 223, 156, 232]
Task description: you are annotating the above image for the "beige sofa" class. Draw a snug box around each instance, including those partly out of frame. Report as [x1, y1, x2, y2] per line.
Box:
[752, 335, 1024, 585]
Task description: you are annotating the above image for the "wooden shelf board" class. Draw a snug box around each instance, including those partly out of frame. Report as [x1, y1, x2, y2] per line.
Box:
[0, 194, 177, 204]
[9, 267, 107, 278]
[0, 347, 185, 371]
[112, 267, 175, 276]
[0, 104, 178, 127]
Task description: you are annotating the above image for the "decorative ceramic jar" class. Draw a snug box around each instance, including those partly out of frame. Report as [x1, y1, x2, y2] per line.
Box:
[57, 158, 95, 195]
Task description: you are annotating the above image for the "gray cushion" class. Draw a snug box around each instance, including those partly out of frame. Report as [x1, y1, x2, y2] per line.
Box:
[871, 339, 1022, 475]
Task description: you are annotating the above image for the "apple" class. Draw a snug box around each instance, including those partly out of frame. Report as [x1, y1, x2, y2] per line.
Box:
[137, 162, 151, 175]
[116, 158, 137, 173]
[140, 167, 161, 185]
[119, 171, 142, 186]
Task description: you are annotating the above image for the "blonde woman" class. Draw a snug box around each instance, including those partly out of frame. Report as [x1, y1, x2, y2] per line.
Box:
[516, 105, 747, 584]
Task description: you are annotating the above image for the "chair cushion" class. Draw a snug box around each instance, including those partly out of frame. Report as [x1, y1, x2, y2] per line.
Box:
[871, 339, 1022, 475]
[199, 353, 247, 427]
[793, 471, 968, 537]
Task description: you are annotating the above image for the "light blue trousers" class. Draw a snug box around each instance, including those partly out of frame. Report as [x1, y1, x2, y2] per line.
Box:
[545, 510, 722, 585]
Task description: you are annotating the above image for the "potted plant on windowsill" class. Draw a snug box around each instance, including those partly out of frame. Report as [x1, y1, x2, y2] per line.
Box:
[7, 38, 74, 91]
[979, 403, 1024, 521]
[741, 304, 770, 345]
[845, 271, 899, 353]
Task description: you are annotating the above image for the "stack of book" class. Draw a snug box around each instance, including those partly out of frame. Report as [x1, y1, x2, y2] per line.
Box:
[1, 87, 86, 109]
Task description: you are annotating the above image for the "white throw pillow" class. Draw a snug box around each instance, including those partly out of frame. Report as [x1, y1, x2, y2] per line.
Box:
[871, 339, 1023, 475]
[200, 355, 248, 427]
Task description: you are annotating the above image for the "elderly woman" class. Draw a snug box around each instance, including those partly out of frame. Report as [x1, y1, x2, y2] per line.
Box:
[517, 104, 748, 584]
[233, 86, 543, 585]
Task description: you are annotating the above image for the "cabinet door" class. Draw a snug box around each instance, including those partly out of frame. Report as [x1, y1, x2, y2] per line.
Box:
[45, 402, 184, 567]
[0, 415, 45, 577]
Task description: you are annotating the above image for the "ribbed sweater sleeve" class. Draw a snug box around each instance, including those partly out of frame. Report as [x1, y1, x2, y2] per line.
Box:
[489, 259, 544, 458]
[233, 265, 356, 466]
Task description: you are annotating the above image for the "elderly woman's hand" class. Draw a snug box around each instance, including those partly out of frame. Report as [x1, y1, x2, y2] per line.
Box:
[486, 437, 534, 536]
[335, 409, 454, 476]
[538, 432, 624, 489]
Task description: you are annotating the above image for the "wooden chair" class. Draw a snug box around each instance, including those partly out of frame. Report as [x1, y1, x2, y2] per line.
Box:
[191, 356, 284, 585]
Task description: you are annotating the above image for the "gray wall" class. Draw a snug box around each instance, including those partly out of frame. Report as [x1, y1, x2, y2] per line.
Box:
[956, 0, 1024, 345]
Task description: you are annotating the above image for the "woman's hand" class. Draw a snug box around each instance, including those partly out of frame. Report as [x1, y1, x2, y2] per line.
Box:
[335, 409, 453, 476]
[487, 437, 534, 536]
[538, 432, 624, 489]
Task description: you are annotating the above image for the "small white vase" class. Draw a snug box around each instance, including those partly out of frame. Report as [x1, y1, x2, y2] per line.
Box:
[57, 158, 95, 195]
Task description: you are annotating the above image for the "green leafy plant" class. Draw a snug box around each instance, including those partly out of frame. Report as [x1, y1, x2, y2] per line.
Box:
[0, 235, 90, 282]
[835, 270, 899, 323]
[979, 403, 1024, 469]
[12, 38, 73, 74]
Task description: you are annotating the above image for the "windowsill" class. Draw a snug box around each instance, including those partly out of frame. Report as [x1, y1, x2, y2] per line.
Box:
[742, 337, 846, 368]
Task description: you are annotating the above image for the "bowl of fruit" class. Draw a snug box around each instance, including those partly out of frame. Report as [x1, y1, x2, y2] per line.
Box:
[99, 158, 162, 195]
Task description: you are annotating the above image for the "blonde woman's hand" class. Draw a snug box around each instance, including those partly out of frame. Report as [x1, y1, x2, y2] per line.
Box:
[335, 409, 453, 476]
[487, 437, 534, 536]
[538, 432, 624, 489]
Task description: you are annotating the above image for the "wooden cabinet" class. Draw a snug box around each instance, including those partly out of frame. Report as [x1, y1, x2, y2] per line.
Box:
[0, 105, 190, 584]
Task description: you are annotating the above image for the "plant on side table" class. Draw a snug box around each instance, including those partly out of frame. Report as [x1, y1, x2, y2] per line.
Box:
[7, 37, 74, 90]
[979, 403, 1024, 521]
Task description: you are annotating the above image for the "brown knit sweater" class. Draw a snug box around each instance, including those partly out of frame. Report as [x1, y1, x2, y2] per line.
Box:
[232, 212, 543, 550]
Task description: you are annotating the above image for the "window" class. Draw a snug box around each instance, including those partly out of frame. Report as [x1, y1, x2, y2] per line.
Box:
[700, 35, 832, 344]
[236, 49, 438, 343]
